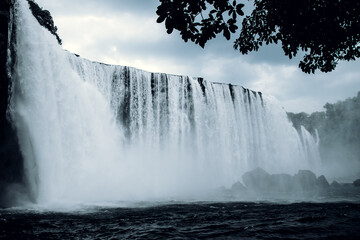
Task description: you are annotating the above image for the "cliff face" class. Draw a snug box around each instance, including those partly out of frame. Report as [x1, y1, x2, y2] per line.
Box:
[0, 0, 63, 207]
[0, 0, 24, 207]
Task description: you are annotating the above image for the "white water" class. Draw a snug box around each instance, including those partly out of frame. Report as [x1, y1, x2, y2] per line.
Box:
[8, 0, 321, 205]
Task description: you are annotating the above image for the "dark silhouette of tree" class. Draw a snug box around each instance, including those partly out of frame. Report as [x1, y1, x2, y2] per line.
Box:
[156, 0, 360, 74]
[28, 0, 62, 45]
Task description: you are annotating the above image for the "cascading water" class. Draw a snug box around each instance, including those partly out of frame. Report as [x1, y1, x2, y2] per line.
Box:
[8, 0, 321, 205]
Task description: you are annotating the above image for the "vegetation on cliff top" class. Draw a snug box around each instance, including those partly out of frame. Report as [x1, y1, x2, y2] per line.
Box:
[28, 0, 62, 45]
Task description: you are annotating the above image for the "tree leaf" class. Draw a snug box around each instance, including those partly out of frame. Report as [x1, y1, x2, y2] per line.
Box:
[223, 28, 230, 40]
[236, 4, 244, 16]
[156, 15, 166, 23]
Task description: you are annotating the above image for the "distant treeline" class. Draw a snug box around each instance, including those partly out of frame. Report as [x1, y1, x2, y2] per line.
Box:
[287, 92, 360, 170]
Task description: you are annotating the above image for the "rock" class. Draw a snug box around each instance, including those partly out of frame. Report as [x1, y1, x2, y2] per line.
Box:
[294, 170, 317, 192]
[315, 175, 330, 194]
[269, 173, 294, 192]
[231, 181, 247, 193]
[27, 0, 62, 45]
[316, 175, 330, 189]
[214, 186, 232, 196]
[0, 0, 25, 208]
[330, 180, 341, 188]
[353, 179, 360, 187]
[242, 167, 271, 192]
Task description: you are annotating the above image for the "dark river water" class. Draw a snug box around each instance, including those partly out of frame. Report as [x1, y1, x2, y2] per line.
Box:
[1, 201, 360, 239]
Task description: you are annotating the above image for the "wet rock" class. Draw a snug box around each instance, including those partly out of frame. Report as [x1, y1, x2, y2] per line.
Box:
[215, 186, 231, 194]
[0, 0, 24, 207]
[238, 169, 360, 199]
[269, 173, 294, 192]
[316, 175, 330, 189]
[294, 170, 317, 192]
[330, 180, 341, 188]
[353, 179, 360, 187]
[242, 167, 271, 192]
[231, 181, 247, 193]
[315, 175, 330, 194]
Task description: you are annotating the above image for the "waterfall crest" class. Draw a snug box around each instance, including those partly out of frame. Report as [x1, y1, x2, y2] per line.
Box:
[8, 0, 321, 204]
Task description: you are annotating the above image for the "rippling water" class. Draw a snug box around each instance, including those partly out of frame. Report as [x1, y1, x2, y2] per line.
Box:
[1, 201, 360, 239]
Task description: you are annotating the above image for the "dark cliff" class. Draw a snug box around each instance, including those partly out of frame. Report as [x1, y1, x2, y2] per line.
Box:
[0, 0, 61, 207]
[0, 0, 24, 207]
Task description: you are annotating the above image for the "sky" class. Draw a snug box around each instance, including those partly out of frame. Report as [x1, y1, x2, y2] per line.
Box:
[35, 0, 360, 113]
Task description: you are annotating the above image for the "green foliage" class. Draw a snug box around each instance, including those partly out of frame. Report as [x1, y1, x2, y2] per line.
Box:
[27, 0, 62, 45]
[157, 0, 360, 74]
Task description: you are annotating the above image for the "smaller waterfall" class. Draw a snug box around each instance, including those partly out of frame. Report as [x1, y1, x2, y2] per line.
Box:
[8, 0, 322, 205]
[300, 126, 322, 172]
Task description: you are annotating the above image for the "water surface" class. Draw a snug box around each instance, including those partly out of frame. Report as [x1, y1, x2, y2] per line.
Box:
[1, 201, 359, 239]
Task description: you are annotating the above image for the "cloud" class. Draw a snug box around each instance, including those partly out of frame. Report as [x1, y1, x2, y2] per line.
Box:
[34, 0, 360, 113]
[36, 0, 158, 17]
[55, 13, 164, 50]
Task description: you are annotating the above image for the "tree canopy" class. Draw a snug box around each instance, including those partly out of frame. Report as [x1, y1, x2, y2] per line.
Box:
[156, 0, 360, 74]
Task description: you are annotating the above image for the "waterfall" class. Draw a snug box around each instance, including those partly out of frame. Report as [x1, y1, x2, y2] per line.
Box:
[8, 0, 321, 205]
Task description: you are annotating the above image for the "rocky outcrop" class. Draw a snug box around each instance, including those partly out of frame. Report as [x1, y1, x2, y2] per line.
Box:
[235, 168, 360, 200]
[27, 0, 61, 45]
[354, 179, 360, 187]
[0, 0, 25, 207]
[293, 170, 317, 192]
[0, 0, 63, 207]
[241, 168, 330, 195]
[316, 175, 330, 189]
[330, 180, 341, 188]
[269, 173, 294, 192]
[242, 167, 271, 192]
[231, 181, 247, 193]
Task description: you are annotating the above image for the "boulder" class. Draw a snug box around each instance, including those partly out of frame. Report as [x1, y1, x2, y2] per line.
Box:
[316, 175, 330, 189]
[316, 175, 330, 194]
[214, 186, 232, 198]
[231, 181, 247, 193]
[242, 167, 271, 192]
[294, 170, 317, 192]
[269, 173, 294, 192]
[353, 179, 360, 187]
[330, 180, 341, 188]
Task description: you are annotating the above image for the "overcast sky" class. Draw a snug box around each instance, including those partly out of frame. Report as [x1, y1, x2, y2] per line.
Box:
[35, 0, 360, 113]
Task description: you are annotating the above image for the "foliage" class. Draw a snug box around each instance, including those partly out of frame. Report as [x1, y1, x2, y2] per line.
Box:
[157, 0, 360, 73]
[27, 0, 62, 45]
[156, 0, 245, 48]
